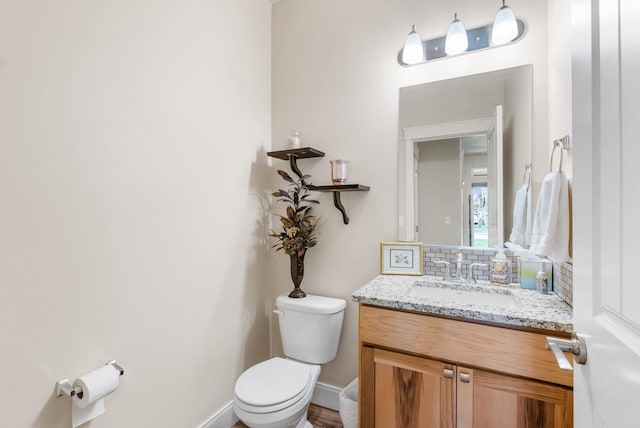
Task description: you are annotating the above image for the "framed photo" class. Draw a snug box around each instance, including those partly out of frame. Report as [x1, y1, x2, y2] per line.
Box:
[380, 242, 424, 275]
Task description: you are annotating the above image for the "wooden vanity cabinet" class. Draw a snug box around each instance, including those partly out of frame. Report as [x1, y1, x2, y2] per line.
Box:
[359, 305, 573, 428]
[456, 365, 572, 427]
[369, 347, 456, 427]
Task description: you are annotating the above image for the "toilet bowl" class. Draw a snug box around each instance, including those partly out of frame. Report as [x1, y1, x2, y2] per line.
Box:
[233, 357, 320, 428]
[233, 294, 346, 428]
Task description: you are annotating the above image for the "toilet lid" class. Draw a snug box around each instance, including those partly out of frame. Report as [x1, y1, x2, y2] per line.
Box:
[234, 358, 311, 411]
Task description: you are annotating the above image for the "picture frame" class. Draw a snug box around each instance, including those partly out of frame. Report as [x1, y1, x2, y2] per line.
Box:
[380, 242, 424, 275]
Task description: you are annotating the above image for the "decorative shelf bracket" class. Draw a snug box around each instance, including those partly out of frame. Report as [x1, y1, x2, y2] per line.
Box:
[334, 192, 348, 224]
[267, 147, 370, 224]
[289, 155, 304, 181]
[308, 184, 370, 224]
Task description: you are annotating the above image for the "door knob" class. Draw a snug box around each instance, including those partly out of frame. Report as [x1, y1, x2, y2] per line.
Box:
[545, 332, 588, 370]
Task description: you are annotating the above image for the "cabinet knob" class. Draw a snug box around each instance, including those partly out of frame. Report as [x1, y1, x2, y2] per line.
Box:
[443, 368, 454, 378]
[459, 372, 471, 383]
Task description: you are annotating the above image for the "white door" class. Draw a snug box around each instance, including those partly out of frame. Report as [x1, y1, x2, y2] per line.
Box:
[413, 145, 420, 242]
[572, 1, 640, 427]
[486, 105, 504, 248]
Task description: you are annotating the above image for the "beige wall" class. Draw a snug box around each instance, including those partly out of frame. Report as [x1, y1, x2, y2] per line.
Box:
[0, 1, 572, 426]
[548, 0, 573, 181]
[0, 1, 272, 427]
[547, 0, 573, 258]
[271, 0, 569, 388]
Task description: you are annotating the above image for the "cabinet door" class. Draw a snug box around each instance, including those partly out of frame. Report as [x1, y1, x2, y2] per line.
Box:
[456, 366, 573, 428]
[370, 348, 455, 428]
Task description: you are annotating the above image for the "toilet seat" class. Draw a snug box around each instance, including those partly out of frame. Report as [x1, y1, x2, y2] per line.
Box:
[234, 357, 313, 414]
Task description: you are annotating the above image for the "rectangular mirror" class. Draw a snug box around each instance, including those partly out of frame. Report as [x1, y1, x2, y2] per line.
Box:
[398, 65, 532, 248]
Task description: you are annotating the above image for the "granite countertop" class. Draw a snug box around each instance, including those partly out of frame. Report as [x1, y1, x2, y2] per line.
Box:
[352, 275, 573, 333]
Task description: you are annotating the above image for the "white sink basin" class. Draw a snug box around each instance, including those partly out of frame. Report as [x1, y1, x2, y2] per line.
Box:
[408, 280, 519, 310]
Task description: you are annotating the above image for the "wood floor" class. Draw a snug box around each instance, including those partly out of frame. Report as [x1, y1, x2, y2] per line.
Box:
[232, 404, 344, 428]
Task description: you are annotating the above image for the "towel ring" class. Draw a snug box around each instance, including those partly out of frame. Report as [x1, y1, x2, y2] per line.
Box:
[550, 142, 564, 172]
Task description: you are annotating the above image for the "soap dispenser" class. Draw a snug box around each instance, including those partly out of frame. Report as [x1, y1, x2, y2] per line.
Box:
[490, 249, 511, 285]
[536, 261, 550, 294]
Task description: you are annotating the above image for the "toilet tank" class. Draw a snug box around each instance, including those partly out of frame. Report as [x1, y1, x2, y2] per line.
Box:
[275, 294, 347, 364]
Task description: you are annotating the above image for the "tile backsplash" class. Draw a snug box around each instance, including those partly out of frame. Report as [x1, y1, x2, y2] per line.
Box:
[552, 260, 573, 307]
[423, 245, 573, 307]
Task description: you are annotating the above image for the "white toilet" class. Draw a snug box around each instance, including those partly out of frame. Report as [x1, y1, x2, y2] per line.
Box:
[233, 294, 347, 428]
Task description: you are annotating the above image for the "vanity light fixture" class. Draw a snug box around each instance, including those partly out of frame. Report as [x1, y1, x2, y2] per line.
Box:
[402, 25, 425, 65]
[398, 2, 525, 66]
[491, 0, 518, 45]
[444, 13, 468, 55]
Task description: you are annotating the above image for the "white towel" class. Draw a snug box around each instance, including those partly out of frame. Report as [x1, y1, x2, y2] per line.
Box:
[529, 170, 570, 263]
[508, 184, 532, 247]
[505, 241, 536, 259]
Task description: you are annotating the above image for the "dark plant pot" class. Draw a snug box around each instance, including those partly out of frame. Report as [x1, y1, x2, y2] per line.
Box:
[289, 252, 306, 298]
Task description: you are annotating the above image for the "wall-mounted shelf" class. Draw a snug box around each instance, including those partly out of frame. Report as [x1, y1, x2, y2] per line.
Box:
[267, 147, 324, 183]
[308, 184, 370, 224]
[267, 147, 370, 224]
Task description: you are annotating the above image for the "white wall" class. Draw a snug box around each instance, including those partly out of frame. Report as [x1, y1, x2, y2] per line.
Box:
[271, 0, 560, 388]
[548, 0, 573, 181]
[0, 1, 272, 427]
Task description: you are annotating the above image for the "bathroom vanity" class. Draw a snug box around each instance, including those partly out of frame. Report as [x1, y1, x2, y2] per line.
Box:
[353, 275, 574, 427]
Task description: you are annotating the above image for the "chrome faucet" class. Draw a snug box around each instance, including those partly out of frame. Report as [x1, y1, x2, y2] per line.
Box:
[467, 263, 489, 283]
[455, 252, 464, 280]
[434, 260, 451, 280]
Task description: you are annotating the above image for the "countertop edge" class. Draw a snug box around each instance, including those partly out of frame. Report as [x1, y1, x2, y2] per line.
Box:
[352, 275, 574, 333]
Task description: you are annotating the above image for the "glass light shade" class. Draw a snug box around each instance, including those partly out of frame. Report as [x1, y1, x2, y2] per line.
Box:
[445, 14, 468, 55]
[402, 25, 424, 65]
[492, 3, 518, 45]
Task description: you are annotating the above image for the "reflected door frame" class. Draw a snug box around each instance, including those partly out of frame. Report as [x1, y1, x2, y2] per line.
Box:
[400, 117, 492, 243]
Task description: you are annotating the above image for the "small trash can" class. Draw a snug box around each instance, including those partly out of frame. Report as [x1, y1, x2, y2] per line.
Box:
[339, 377, 358, 428]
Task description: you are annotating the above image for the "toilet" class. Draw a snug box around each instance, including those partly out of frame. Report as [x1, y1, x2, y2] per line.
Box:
[233, 294, 347, 428]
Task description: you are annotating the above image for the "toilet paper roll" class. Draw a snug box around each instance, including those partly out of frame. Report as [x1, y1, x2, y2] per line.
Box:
[72, 364, 120, 409]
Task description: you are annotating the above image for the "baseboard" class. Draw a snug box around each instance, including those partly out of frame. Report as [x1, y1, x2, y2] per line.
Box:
[311, 382, 342, 412]
[199, 382, 343, 428]
[198, 400, 238, 428]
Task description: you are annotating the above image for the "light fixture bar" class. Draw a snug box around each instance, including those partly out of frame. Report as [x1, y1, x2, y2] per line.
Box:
[398, 19, 525, 66]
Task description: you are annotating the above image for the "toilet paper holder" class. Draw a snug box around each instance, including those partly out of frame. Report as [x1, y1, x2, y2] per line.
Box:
[56, 360, 124, 398]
